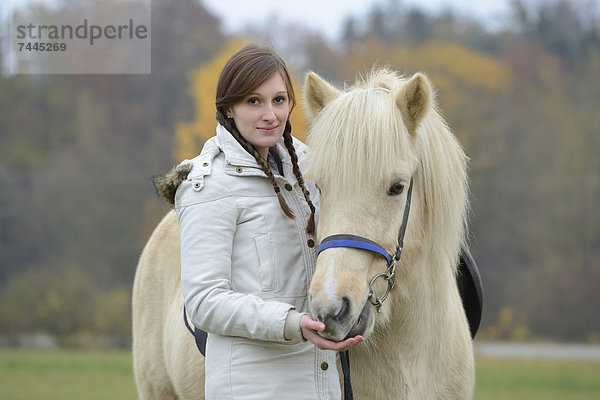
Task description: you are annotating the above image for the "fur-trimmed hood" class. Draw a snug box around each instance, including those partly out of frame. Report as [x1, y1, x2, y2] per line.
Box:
[152, 163, 193, 206]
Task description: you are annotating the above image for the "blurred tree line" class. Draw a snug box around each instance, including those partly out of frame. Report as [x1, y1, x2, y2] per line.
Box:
[0, 0, 598, 346]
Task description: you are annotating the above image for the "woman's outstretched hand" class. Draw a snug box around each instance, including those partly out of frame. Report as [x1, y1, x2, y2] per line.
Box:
[300, 315, 364, 351]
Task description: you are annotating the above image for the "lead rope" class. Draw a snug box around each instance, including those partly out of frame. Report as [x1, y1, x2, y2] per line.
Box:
[340, 350, 353, 400]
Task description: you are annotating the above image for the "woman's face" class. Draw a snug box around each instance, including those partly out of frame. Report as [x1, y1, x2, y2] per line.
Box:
[229, 73, 290, 159]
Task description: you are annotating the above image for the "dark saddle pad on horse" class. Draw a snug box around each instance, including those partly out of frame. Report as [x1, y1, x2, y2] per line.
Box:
[457, 245, 483, 338]
[184, 245, 483, 357]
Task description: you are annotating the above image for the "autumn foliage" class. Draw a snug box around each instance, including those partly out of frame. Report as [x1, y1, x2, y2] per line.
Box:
[1, 0, 599, 345]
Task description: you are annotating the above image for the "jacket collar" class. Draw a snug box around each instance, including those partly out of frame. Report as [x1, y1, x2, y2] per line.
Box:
[215, 124, 293, 177]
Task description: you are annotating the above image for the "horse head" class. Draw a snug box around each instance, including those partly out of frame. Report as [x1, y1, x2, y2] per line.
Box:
[304, 69, 468, 342]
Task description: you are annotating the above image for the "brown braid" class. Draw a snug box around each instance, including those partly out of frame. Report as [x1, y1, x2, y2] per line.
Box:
[282, 123, 316, 235]
[223, 119, 295, 219]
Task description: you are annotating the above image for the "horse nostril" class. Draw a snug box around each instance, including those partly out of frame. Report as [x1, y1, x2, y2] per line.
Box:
[315, 297, 352, 325]
[334, 296, 351, 322]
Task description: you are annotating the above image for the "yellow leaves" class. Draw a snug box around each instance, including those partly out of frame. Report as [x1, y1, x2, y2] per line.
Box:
[289, 82, 309, 143]
[344, 40, 512, 95]
[338, 40, 514, 157]
[93, 287, 131, 336]
[173, 39, 309, 161]
[486, 306, 531, 341]
[419, 42, 512, 93]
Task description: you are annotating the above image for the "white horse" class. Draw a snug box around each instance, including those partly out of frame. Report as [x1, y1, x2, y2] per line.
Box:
[132, 68, 474, 399]
[304, 69, 474, 399]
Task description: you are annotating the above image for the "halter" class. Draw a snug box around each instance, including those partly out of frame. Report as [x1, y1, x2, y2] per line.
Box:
[317, 178, 414, 312]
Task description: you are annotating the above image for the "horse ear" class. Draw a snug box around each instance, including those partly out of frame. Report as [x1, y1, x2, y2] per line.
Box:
[396, 73, 432, 134]
[304, 71, 341, 119]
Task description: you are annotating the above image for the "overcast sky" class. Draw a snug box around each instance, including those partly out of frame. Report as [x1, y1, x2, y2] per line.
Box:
[202, 0, 511, 40]
[3, 0, 512, 46]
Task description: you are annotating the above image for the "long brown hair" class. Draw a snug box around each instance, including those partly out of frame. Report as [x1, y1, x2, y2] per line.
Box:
[215, 44, 315, 235]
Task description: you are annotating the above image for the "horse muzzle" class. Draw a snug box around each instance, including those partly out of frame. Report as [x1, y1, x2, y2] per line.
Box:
[310, 296, 371, 341]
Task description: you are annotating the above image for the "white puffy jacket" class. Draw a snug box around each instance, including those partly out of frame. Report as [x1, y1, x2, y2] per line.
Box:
[176, 125, 340, 400]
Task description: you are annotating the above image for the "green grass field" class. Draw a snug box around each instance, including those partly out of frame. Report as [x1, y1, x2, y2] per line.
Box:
[475, 357, 600, 399]
[0, 349, 137, 400]
[1, 349, 599, 399]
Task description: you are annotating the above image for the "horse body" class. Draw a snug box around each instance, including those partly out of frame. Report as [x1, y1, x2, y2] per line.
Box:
[132, 212, 205, 399]
[132, 67, 474, 399]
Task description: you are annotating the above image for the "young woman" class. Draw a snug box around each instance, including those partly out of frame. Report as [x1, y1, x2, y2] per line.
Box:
[175, 44, 363, 399]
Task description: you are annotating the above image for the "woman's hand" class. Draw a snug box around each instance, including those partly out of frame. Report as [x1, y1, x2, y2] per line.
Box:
[300, 315, 364, 351]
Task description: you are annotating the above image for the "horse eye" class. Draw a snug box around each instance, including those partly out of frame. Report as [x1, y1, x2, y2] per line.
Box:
[387, 182, 405, 196]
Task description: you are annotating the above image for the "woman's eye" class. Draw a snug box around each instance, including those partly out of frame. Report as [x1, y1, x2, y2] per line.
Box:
[387, 182, 405, 196]
[247, 97, 260, 105]
[274, 96, 287, 104]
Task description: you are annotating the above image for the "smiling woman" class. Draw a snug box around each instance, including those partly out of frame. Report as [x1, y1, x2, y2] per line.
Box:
[133, 43, 363, 400]
[226, 73, 290, 159]
[214, 44, 311, 222]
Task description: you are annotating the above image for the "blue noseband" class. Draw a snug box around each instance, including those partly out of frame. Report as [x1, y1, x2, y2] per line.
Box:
[317, 234, 392, 264]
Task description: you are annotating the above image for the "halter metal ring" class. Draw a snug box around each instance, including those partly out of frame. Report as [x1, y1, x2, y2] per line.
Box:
[367, 259, 397, 312]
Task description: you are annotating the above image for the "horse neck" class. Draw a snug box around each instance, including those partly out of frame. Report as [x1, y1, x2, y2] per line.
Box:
[372, 248, 458, 350]
[350, 251, 463, 398]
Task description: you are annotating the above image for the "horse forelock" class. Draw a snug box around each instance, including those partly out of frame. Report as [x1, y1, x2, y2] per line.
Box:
[308, 70, 416, 194]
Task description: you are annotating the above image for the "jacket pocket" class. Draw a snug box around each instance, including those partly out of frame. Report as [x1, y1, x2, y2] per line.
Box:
[254, 233, 278, 291]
